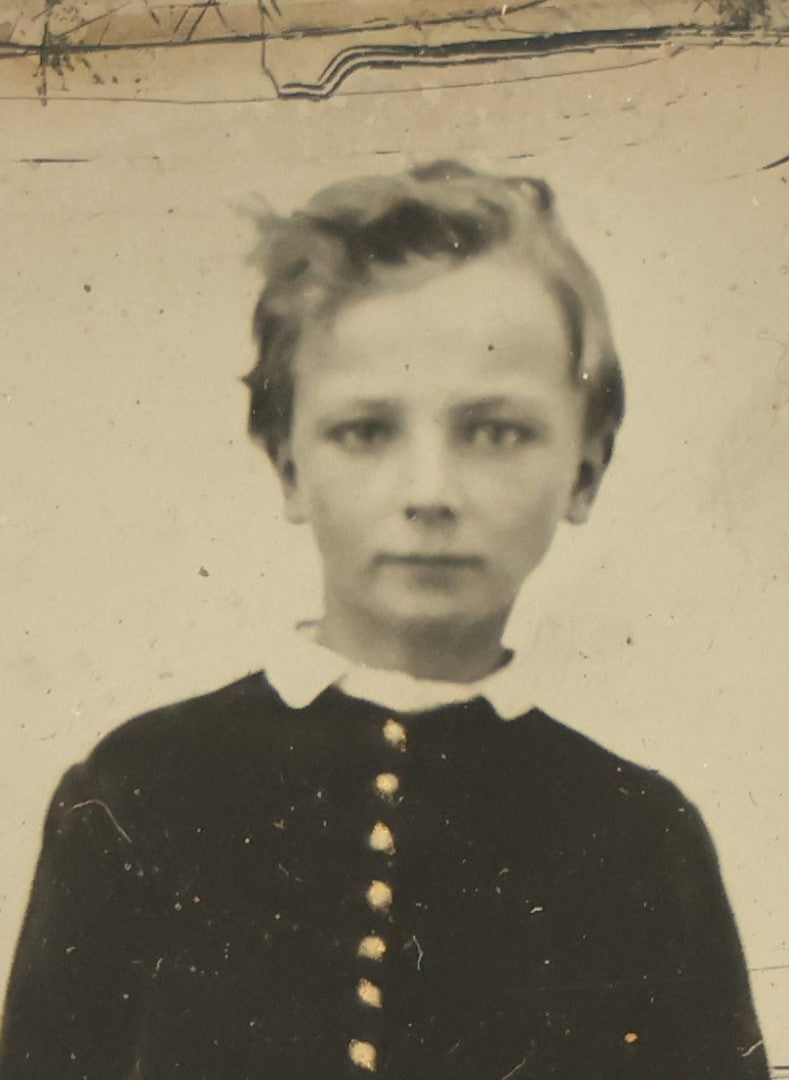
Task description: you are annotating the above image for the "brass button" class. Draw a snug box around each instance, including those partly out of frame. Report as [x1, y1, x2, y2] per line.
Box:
[374, 772, 400, 800]
[365, 880, 393, 913]
[368, 821, 396, 854]
[356, 977, 383, 1008]
[357, 934, 387, 961]
[348, 1039, 377, 1071]
[382, 719, 407, 751]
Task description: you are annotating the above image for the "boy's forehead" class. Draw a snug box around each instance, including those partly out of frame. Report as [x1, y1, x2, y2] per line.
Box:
[296, 254, 571, 387]
[345, 254, 557, 340]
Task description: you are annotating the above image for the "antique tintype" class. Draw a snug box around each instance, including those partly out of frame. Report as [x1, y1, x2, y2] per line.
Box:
[1, 2, 787, 1076]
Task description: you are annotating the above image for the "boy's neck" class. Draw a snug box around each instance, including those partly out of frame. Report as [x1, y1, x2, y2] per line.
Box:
[316, 606, 510, 684]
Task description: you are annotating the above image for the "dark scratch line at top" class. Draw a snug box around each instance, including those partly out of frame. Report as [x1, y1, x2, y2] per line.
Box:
[2, 22, 787, 63]
[283, 40, 666, 99]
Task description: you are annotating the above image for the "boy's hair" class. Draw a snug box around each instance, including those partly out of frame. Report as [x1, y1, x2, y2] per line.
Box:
[245, 160, 624, 464]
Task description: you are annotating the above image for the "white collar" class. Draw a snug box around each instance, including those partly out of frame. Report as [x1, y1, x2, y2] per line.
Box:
[262, 621, 534, 719]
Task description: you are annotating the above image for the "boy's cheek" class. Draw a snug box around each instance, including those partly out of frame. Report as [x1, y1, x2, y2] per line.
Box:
[307, 486, 374, 526]
[304, 472, 395, 524]
[476, 469, 573, 521]
[493, 497, 571, 565]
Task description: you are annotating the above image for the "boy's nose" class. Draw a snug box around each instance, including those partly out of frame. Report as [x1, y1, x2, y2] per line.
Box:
[404, 503, 456, 526]
[398, 429, 459, 526]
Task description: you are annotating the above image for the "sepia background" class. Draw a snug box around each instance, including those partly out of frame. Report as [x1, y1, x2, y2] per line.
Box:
[1, 5, 788, 1068]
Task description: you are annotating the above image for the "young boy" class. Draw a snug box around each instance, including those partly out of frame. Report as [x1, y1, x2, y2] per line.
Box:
[0, 161, 768, 1079]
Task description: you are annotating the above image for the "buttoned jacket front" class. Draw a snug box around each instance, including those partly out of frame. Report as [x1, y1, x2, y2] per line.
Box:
[0, 672, 768, 1079]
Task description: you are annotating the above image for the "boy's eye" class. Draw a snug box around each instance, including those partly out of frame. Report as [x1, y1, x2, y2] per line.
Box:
[464, 420, 539, 450]
[327, 419, 394, 452]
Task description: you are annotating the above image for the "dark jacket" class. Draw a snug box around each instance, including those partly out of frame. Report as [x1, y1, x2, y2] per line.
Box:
[0, 672, 768, 1079]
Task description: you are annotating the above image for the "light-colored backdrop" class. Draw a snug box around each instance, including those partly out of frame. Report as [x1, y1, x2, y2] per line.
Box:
[1, 42, 787, 1066]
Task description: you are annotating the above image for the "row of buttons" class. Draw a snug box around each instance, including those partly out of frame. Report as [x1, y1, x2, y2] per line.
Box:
[348, 720, 408, 1072]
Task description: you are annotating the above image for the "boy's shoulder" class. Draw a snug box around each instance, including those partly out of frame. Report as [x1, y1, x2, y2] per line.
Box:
[521, 707, 699, 824]
[97, 668, 273, 743]
[64, 671, 286, 796]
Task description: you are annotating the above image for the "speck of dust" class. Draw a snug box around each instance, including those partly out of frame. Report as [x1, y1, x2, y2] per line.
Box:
[623, 1031, 639, 1045]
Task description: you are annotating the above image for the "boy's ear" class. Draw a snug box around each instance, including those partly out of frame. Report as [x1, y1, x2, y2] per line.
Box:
[565, 438, 608, 525]
[274, 440, 307, 525]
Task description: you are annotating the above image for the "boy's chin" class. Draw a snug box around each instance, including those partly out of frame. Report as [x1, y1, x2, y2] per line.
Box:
[370, 584, 512, 631]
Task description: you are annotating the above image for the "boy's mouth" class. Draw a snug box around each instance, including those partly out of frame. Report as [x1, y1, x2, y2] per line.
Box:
[377, 553, 482, 568]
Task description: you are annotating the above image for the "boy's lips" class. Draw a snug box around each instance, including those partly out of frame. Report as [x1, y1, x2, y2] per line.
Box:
[376, 553, 483, 568]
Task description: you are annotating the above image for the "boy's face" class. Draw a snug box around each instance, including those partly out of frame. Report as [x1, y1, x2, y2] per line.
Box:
[279, 254, 601, 639]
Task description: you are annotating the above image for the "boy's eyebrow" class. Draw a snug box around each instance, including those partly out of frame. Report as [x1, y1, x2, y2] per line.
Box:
[457, 396, 509, 412]
[454, 396, 545, 414]
[318, 394, 553, 417]
[324, 397, 400, 413]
